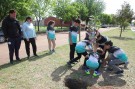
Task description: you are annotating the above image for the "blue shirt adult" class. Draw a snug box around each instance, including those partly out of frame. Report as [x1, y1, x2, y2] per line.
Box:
[22, 22, 36, 39]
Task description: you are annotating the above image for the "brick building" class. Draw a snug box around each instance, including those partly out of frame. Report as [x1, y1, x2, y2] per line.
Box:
[44, 16, 72, 27]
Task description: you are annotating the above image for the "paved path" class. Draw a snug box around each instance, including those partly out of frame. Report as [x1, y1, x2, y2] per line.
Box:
[131, 26, 135, 31]
[0, 27, 116, 65]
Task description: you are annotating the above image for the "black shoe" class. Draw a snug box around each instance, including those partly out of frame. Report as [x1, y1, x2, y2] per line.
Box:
[34, 54, 39, 57]
[52, 49, 55, 53]
[17, 58, 21, 61]
[115, 70, 124, 74]
[71, 62, 75, 64]
[74, 60, 79, 63]
[10, 61, 14, 64]
[67, 62, 72, 66]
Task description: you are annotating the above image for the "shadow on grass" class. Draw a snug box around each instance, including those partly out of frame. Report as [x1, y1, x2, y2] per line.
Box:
[28, 52, 52, 62]
[98, 70, 126, 87]
[109, 36, 135, 40]
[0, 57, 27, 70]
[63, 65, 126, 89]
[51, 64, 70, 82]
[0, 51, 52, 70]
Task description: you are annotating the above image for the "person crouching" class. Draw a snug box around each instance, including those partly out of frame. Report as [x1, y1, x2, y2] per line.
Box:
[67, 40, 92, 68]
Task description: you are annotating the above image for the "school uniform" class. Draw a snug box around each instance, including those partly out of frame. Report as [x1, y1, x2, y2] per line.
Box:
[85, 53, 101, 76]
[69, 26, 79, 60]
[22, 22, 37, 57]
[107, 46, 128, 72]
[69, 40, 92, 66]
[85, 31, 97, 43]
[86, 53, 99, 70]
[47, 26, 55, 40]
[96, 35, 109, 45]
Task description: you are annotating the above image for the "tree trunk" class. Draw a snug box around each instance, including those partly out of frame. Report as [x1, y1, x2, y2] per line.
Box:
[120, 27, 123, 37]
[35, 21, 36, 30]
[122, 26, 125, 31]
[37, 20, 40, 31]
[61, 21, 63, 29]
[61, 23, 62, 29]
[86, 18, 89, 25]
[35, 16, 38, 31]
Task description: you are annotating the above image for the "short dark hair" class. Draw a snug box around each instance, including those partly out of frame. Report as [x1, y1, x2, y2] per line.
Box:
[97, 34, 101, 38]
[25, 16, 32, 22]
[48, 20, 55, 26]
[9, 9, 16, 14]
[74, 19, 81, 24]
[105, 41, 113, 46]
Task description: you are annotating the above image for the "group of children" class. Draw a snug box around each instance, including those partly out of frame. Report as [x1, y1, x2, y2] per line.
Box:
[67, 19, 129, 77]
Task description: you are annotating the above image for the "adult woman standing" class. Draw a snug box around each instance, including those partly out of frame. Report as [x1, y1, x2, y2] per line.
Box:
[22, 17, 38, 59]
[46, 20, 56, 53]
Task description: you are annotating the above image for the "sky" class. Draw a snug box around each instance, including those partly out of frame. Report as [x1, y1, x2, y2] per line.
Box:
[103, 0, 135, 14]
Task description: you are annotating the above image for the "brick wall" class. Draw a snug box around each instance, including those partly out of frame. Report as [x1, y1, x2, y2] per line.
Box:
[44, 16, 72, 27]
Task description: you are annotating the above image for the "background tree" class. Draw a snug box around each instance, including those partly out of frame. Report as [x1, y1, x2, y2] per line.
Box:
[94, 16, 101, 29]
[0, 0, 33, 22]
[98, 13, 112, 25]
[54, 0, 79, 21]
[110, 14, 118, 26]
[53, 0, 79, 29]
[116, 2, 134, 37]
[31, 0, 53, 31]
[134, 21, 135, 26]
[75, 0, 105, 24]
[71, 2, 88, 21]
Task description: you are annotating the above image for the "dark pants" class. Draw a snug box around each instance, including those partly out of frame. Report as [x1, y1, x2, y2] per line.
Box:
[95, 59, 102, 71]
[70, 43, 76, 60]
[24, 38, 37, 57]
[70, 51, 88, 66]
[8, 37, 21, 62]
[108, 54, 124, 71]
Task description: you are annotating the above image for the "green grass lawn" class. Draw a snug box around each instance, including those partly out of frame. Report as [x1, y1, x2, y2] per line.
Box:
[0, 28, 135, 89]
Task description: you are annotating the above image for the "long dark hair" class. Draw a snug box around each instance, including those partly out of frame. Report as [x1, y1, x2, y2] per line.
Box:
[25, 16, 32, 22]
[74, 19, 81, 24]
[47, 20, 55, 26]
[105, 40, 113, 46]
